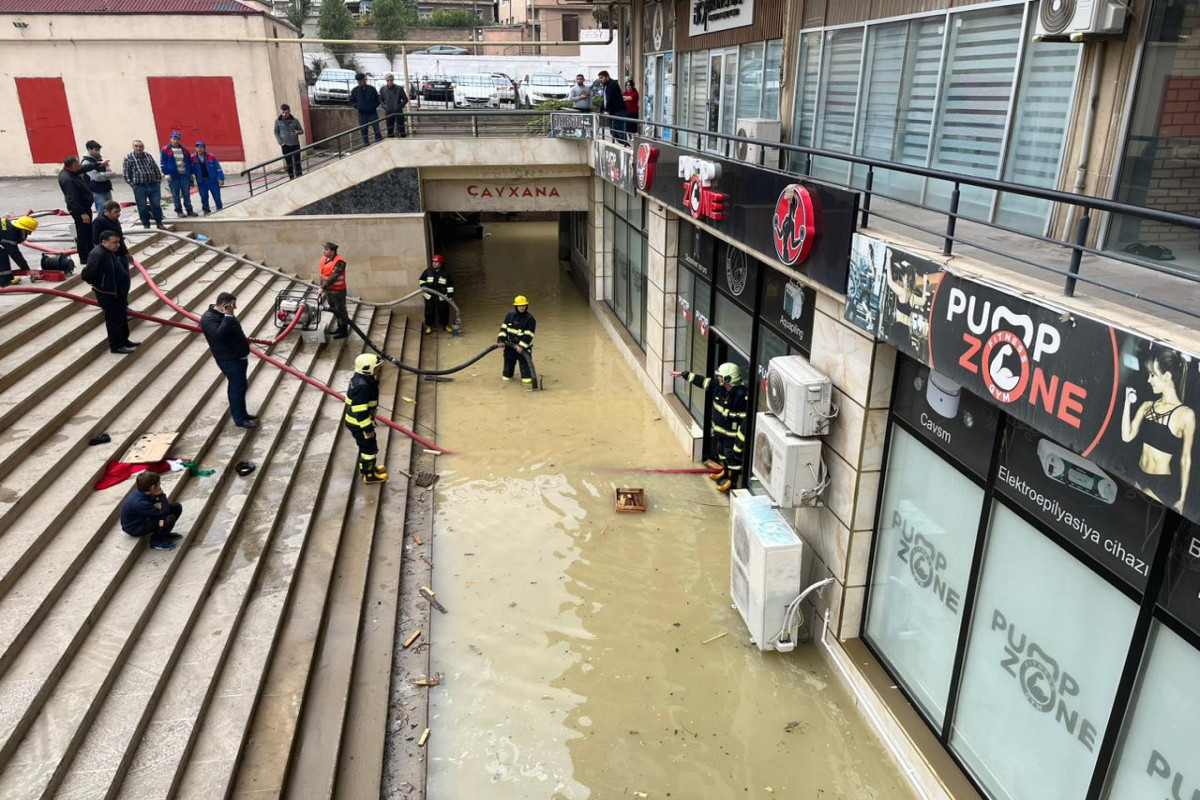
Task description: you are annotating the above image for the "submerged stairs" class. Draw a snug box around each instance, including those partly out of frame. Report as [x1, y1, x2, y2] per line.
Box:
[0, 230, 437, 799]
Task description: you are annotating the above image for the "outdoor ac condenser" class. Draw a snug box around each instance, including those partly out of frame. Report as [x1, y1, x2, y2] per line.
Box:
[1033, 0, 1127, 41]
[730, 492, 804, 651]
[765, 355, 834, 437]
[734, 118, 782, 168]
[752, 412, 824, 508]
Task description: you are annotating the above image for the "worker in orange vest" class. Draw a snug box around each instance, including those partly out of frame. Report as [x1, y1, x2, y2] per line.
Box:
[317, 241, 349, 339]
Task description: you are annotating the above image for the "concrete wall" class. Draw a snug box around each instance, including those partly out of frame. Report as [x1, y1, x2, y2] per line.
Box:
[0, 14, 306, 177]
[183, 213, 429, 303]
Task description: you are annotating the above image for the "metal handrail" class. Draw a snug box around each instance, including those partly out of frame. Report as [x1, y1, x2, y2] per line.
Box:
[592, 113, 1199, 318]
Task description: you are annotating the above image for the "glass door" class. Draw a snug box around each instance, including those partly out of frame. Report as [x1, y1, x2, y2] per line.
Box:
[706, 52, 724, 152]
[705, 329, 751, 474]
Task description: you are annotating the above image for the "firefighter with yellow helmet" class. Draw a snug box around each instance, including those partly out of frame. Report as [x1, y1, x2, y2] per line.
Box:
[344, 353, 389, 484]
[0, 216, 38, 287]
[497, 294, 537, 385]
[670, 362, 747, 492]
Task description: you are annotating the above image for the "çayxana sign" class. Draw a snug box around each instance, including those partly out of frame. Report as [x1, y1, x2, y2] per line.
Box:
[633, 137, 857, 293]
[847, 233, 1200, 525]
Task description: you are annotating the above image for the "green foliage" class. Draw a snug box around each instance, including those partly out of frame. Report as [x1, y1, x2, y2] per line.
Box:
[318, 0, 357, 67]
[428, 8, 482, 27]
[284, 0, 310, 30]
[592, 6, 612, 27]
[525, 98, 573, 135]
[309, 55, 328, 74]
[372, 0, 413, 67]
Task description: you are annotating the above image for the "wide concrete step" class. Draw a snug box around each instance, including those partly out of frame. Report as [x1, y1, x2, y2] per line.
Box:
[118, 310, 368, 800]
[0, 319, 305, 799]
[51, 316, 349, 799]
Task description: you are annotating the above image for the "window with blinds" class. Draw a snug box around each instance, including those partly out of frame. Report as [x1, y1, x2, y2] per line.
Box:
[812, 27, 864, 182]
[737, 42, 765, 123]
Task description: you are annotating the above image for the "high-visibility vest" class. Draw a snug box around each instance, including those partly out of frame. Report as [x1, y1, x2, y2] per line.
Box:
[319, 254, 347, 291]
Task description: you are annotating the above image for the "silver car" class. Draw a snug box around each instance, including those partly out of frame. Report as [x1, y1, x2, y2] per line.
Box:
[313, 68, 356, 104]
[452, 74, 501, 109]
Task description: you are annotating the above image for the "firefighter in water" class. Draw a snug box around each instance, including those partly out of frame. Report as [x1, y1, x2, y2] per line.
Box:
[0, 216, 38, 287]
[344, 353, 388, 484]
[497, 294, 536, 386]
[317, 241, 349, 339]
[419, 254, 455, 334]
[670, 362, 747, 492]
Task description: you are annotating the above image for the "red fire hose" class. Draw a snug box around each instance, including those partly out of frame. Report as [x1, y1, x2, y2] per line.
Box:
[0, 266, 450, 455]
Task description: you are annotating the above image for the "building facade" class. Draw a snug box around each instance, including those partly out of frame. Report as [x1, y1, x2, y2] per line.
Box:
[0, 0, 307, 177]
[581, 1, 1200, 799]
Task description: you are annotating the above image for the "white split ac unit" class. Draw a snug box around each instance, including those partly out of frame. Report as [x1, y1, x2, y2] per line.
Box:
[734, 118, 781, 168]
[730, 492, 804, 651]
[765, 355, 834, 437]
[1033, 0, 1127, 41]
[752, 412, 824, 508]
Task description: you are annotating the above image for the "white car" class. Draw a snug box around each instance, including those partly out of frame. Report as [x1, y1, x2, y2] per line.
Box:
[452, 74, 501, 109]
[313, 68, 356, 104]
[518, 73, 571, 108]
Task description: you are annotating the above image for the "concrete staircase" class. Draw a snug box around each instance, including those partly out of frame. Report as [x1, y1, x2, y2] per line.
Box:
[0, 230, 433, 799]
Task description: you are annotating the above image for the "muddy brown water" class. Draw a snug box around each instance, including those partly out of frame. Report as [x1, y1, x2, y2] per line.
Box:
[426, 222, 914, 799]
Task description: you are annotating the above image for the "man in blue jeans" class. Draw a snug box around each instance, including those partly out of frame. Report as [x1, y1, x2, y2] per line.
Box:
[122, 140, 165, 230]
[200, 291, 258, 429]
[159, 130, 197, 217]
[349, 73, 383, 146]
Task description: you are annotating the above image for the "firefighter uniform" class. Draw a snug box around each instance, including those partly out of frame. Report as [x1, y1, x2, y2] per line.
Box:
[681, 364, 747, 492]
[0, 216, 35, 287]
[318, 242, 349, 339]
[344, 354, 388, 484]
[419, 255, 455, 333]
[497, 295, 536, 384]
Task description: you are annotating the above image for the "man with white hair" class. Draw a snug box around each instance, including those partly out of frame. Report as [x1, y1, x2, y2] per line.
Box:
[380, 73, 409, 138]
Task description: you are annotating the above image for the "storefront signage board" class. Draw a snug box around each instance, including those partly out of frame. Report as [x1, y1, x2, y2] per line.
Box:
[848, 233, 1200, 526]
[550, 113, 593, 139]
[594, 140, 635, 195]
[760, 267, 815, 354]
[714, 237, 758, 312]
[689, 0, 754, 36]
[634, 137, 857, 293]
[643, 0, 675, 53]
[678, 220, 714, 281]
[1162, 522, 1200, 636]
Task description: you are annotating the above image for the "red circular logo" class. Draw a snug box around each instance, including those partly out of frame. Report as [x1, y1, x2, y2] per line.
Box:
[981, 330, 1030, 404]
[772, 184, 816, 266]
[684, 175, 705, 218]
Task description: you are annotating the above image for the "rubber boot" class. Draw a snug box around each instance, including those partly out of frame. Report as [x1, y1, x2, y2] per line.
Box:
[363, 468, 388, 485]
[708, 467, 726, 482]
[423, 325, 433, 334]
[715, 478, 733, 493]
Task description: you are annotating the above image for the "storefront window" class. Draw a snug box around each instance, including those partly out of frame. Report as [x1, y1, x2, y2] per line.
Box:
[672, 267, 711, 423]
[865, 428, 984, 728]
[1109, 0, 1200, 272]
[1102, 621, 1200, 799]
[950, 505, 1140, 800]
[713, 293, 752, 357]
[603, 188, 648, 348]
[763, 40, 783, 120]
[736, 42, 764, 123]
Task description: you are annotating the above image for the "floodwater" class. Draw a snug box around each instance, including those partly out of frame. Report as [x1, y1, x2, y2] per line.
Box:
[426, 222, 914, 799]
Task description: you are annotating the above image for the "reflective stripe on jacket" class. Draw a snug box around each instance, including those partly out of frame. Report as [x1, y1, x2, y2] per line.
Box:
[319, 254, 347, 291]
[682, 371, 747, 442]
[497, 309, 536, 349]
[343, 373, 379, 427]
[418, 266, 455, 301]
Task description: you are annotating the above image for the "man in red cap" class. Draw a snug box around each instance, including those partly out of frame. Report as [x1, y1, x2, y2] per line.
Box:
[418, 253, 455, 334]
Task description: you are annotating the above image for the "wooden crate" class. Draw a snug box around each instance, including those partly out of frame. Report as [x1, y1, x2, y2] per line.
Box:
[615, 488, 646, 513]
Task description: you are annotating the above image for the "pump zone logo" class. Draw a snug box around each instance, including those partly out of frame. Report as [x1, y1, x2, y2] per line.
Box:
[991, 609, 1098, 752]
[679, 156, 726, 222]
[936, 283, 1120, 455]
[771, 184, 817, 267]
[892, 504, 960, 614]
[636, 143, 659, 191]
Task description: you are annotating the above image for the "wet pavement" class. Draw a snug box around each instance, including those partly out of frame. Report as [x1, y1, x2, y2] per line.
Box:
[426, 221, 915, 799]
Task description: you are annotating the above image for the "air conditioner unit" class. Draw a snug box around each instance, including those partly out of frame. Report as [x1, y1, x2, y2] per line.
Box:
[765, 355, 834, 437]
[734, 118, 781, 168]
[1033, 0, 1127, 41]
[730, 492, 804, 651]
[752, 412, 824, 508]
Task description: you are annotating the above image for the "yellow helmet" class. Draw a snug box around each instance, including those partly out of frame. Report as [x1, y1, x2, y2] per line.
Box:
[513, 295, 529, 306]
[354, 353, 382, 375]
[12, 216, 38, 232]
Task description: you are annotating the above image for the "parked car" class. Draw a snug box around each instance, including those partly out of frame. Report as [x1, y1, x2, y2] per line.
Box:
[518, 73, 571, 108]
[413, 44, 471, 55]
[313, 68, 356, 104]
[417, 75, 454, 103]
[452, 74, 501, 109]
[490, 73, 518, 106]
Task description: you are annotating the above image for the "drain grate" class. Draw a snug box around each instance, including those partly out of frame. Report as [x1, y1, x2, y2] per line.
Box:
[414, 470, 438, 488]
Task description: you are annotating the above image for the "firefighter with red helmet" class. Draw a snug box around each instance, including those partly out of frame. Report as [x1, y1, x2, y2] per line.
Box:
[419, 253, 455, 334]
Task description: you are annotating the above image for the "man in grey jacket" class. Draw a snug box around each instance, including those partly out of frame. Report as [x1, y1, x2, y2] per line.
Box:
[568, 74, 591, 111]
[274, 104, 306, 179]
[380, 74, 409, 138]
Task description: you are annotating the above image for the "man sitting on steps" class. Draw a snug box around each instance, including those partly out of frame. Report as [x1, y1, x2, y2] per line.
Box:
[120, 471, 185, 551]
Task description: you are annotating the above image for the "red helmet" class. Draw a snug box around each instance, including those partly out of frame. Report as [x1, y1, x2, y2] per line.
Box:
[432, 254, 445, 264]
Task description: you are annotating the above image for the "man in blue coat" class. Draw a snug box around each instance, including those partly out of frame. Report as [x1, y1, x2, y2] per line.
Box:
[159, 130, 196, 217]
[191, 141, 225, 214]
[121, 471, 185, 551]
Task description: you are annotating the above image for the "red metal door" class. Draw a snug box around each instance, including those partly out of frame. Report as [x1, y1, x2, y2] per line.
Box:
[147, 76, 245, 161]
[15, 78, 77, 164]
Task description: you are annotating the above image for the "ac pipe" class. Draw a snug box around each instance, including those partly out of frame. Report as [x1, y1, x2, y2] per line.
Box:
[1062, 40, 1105, 241]
[820, 610, 937, 800]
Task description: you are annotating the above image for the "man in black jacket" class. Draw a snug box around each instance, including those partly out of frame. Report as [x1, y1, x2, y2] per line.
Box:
[59, 156, 95, 266]
[91, 201, 128, 258]
[349, 73, 383, 146]
[597, 71, 629, 142]
[81, 231, 139, 354]
[121, 471, 184, 551]
[200, 291, 258, 429]
[497, 294, 537, 386]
